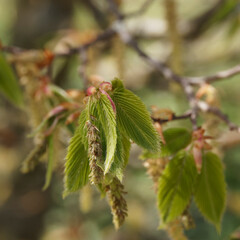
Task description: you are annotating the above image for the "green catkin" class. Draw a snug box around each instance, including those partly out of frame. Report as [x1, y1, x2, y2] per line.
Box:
[86, 120, 103, 184]
[105, 178, 128, 229]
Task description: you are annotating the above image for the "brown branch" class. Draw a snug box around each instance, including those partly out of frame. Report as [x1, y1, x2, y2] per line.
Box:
[197, 101, 240, 132]
[186, 64, 240, 85]
[152, 111, 192, 124]
[3, 28, 240, 88]
[0, 29, 116, 57]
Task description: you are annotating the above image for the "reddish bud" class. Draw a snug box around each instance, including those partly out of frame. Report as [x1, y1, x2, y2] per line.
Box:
[86, 86, 97, 96]
[99, 82, 112, 92]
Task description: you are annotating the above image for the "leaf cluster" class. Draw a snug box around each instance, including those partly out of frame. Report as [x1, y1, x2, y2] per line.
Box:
[154, 127, 226, 232]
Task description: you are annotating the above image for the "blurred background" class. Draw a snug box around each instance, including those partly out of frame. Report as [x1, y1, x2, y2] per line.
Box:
[1, 0, 240, 239]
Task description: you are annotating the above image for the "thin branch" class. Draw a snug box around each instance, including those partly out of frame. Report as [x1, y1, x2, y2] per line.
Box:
[1, 29, 116, 58]
[3, 29, 240, 88]
[152, 111, 192, 124]
[197, 101, 240, 132]
[186, 64, 240, 85]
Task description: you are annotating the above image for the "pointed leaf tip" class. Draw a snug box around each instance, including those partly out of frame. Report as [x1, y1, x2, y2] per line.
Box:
[112, 87, 160, 152]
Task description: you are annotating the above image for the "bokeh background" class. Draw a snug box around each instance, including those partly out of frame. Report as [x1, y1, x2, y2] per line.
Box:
[1, 0, 240, 239]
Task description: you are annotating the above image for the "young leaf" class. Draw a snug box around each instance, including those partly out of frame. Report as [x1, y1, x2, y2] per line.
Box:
[162, 128, 192, 155]
[111, 87, 160, 152]
[110, 129, 131, 181]
[0, 53, 23, 107]
[64, 114, 89, 195]
[96, 94, 117, 174]
[194, 152, 226, 231]
[122, 133, 131, 168]
[158, 151, 197, 223]
[77, 108, 89, 149]
[112, 78, 124, 90]
[43, 135, 54, 190]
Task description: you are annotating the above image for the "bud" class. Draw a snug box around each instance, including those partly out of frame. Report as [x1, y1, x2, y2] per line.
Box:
[86, 86, 96, 96]
[99, 81, 112, 92]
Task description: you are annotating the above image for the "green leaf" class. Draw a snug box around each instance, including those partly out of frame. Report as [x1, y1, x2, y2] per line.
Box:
[0, 53, 23, 107]
[112, 78, 124, 90]
[110, 129, 131, 181]
[111, 87, 160, 152]
[122, 133, 131, 168]
[162, 128, 192, 155]
[43, 135, 54, 190]
[64, 113, 90, 196]
[96, 94, 117, 174]
[194, 152, 226, 231]
[158, 151, 197, 223]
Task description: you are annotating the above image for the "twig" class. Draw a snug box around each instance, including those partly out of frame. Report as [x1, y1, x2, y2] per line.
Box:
[152, 111, 192, 124]
[186, 64, 240, 85]
[197, 101, 240, 132]
[1, 29, 116, 59]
